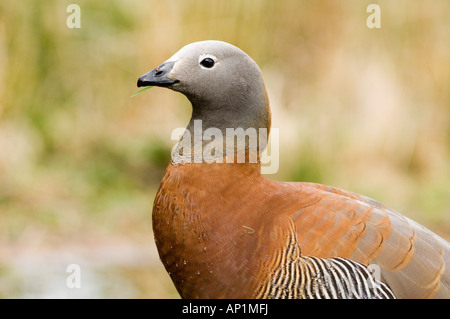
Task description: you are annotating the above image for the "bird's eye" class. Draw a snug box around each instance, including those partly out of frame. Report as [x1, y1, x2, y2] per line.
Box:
[200, 57, 215, 68]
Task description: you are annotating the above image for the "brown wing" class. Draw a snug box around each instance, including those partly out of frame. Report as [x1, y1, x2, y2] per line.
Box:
[290, 182, 450, 299]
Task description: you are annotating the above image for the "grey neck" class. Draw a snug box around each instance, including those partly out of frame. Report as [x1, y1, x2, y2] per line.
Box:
[171, 96, 270, 165]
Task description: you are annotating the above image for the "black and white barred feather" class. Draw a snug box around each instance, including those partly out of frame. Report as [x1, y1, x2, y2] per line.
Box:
[255, 221, 396, 299]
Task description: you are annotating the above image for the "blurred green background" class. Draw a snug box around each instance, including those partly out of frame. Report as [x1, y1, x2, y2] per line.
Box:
[0, 0, 449, 298]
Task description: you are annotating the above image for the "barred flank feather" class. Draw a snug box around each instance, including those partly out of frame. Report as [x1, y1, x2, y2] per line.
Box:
[255, 221, 396, 299]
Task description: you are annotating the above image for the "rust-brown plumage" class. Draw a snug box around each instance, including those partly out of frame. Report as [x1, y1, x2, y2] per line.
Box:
[138, 40, 450, 299]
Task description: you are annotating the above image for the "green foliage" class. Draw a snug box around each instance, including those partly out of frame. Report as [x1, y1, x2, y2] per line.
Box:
[130, 86, 153, 97]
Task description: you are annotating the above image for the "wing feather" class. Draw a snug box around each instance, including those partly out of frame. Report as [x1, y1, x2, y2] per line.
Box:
[290, 182, 450, 298]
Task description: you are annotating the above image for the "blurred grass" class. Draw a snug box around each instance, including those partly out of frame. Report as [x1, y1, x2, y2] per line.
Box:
[0, 0, 449, 298]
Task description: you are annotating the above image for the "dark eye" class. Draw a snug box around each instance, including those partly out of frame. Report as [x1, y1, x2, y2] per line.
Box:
[200, 58, 215, 68]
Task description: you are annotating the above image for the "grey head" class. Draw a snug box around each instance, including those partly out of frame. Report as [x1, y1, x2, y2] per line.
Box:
[138, 41, 271, 163]
[138, 40, 271, 132]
